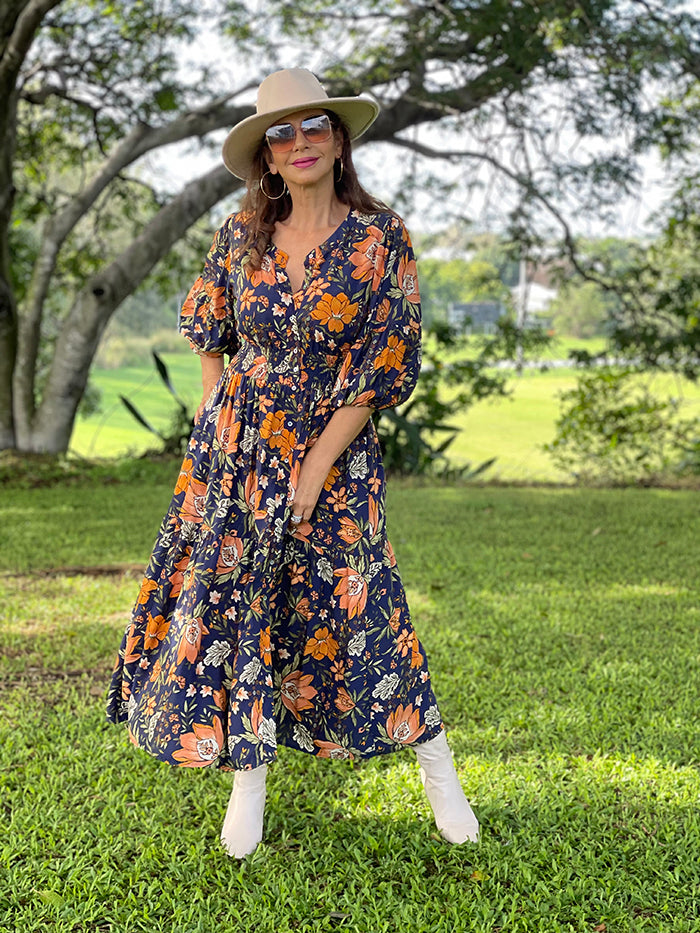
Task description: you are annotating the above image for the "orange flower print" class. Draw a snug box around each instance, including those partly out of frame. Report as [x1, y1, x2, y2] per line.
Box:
[334, 567, 368, 619]
[338, 516, 363, 544]
[136, 577, 158, 606]
[259, 410, 296, 460]
[124, 623, 141, 665]
[368, 495, 379, 538]
[239, 286, 256, 311]
[396, 628, 415, 658]
[349, 226, 387, 288]
[349, 390, 376, 407]
[388, 607, 401, 633]
[376, 298, 391, 323]
[180, 276, 203, 322]
[280, 671, 318, 720]
[176, 616, 209, 664]
[172, 718, 224, 767]
[180, 478, 208, 523]
[304, 626, 339, 662]
[315, 740, 354, 761]
[334, 687, 356, 713]
[323, 464, 341, 491]
[244, 471, 264, 519]
[411, 637, 423, 669]
[386, 703, 425, 744]
[247, 254, 277, 287]
[259, 626, 272, 666]
[327, 486, 348, 512]
[373, 334, 406, 374]
[311, 292, 358, 332]
[397, 253, 420, 304]
[149, 658, 162, 683]
[144, 613, 170, 651]
[289, 562, 306, 585]
[217, 416, 241, 454]
[203, 281, 227, 320]
[293, 597, 313, 621]
[169, 551, 191, 599]
[216, 534, 244, 574]
[386, 539, 397, 567]
[174, 457, 194, 495]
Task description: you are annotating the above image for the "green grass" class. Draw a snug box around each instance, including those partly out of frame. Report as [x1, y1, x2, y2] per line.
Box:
[72, 346, 700, 481]
[2, 466, 699, 931]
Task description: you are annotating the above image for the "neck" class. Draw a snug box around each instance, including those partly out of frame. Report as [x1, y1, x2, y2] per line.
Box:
[285, 177, 347, 232]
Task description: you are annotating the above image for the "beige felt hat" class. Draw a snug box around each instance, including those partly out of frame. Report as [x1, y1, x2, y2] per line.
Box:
[222, 68, 380, 179]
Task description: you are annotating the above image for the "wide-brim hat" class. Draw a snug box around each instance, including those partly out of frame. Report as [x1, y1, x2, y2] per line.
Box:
[222, 68, 380, 180]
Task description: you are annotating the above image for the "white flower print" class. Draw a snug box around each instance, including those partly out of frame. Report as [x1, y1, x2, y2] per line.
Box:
[240, 656, 263, 683]
[203, 640, 233, 666]
[293, 723, 315, 752]
[367, 561, 383, 579]
[347, 630, 366, 657]
[240, 425, 258, 453]
[317, 557, 334, 584]
[372, 672, 400, 700]
[349, 451, 368, 479]
[424, 705, 441, 728]
[257, 717, 277, 748]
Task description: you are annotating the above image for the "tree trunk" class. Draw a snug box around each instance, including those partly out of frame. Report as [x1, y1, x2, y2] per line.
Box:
[26, 163, 239, 453]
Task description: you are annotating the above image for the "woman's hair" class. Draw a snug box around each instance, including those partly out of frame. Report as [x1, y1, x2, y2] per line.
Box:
[236, 111, 396, 270]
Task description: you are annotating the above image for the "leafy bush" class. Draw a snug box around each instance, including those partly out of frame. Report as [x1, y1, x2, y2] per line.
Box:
[120, 351, 193, 455]
[546, 368, 698, 483]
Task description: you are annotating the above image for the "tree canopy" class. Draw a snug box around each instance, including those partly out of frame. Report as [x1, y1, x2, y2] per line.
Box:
[2, 0, 699, 451]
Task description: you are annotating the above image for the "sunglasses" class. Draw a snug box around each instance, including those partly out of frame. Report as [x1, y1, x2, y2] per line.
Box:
[265, 114, 333, 153]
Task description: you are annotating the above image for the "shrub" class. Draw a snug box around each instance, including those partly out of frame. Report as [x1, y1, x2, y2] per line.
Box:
[546, 368, 698, 483]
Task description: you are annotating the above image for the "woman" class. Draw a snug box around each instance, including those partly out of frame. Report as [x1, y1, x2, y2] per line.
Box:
[106, 68, 479, 858]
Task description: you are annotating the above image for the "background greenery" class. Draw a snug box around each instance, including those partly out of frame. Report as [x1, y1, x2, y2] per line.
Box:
[1, 465, 699, 932]
[70, 343, 700, 482]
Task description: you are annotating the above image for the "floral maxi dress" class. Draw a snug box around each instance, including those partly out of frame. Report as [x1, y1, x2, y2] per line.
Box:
[106, 209, 444, 770]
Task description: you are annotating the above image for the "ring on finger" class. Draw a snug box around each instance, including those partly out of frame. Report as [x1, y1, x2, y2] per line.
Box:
[289, 513, 303, 525]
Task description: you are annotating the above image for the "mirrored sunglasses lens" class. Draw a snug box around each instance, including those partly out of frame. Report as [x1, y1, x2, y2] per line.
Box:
[302, 115, 331, 141]
[265, 124, 295, 150]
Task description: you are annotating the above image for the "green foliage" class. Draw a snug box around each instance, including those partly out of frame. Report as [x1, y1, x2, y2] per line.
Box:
[549, 281, 612, 339]
[377, 318, 550, 476]
[417, 257, 507, 325]
[119, 351, 193, 455]
[546, 368, 698, 483]
[1, 478, 699, 931]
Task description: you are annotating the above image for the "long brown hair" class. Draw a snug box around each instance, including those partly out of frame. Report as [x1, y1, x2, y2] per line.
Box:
[237, 111, 396, 270]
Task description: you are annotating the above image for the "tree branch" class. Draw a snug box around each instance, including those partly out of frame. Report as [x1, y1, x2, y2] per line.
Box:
[0, 0, 62, 95]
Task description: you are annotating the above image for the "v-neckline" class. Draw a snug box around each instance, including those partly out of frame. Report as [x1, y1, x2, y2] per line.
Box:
[271, 209, 352, 296]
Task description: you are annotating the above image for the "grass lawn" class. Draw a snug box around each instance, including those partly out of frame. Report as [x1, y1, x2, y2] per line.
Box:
[1, 464, 699, 931]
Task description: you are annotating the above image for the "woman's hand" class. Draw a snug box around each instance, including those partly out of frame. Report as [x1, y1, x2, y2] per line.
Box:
[291, 453, 328, 522]
[194, 354, 225, 425]
[288, 405, 372, 526]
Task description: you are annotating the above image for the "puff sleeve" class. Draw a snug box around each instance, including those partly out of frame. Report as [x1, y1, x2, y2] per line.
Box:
[179, 215, 239, 357]
[330, 217, 422, 411]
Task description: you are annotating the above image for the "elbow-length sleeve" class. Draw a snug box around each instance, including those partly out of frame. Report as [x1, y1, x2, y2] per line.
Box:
[330, 217, 422, 411]
[179, 215, 239, 357]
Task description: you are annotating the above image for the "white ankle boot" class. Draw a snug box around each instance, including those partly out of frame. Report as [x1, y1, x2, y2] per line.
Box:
[413, 731, 479, 843]
[220, 764, 267, 858]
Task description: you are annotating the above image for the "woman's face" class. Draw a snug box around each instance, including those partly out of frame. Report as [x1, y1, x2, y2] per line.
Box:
[265, 108, 342, 189]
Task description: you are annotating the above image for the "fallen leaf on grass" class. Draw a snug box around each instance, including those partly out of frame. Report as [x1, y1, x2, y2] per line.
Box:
[593, 924, 606, 932]
[470, 870, 487, 882]
[591, 527, 602, 536]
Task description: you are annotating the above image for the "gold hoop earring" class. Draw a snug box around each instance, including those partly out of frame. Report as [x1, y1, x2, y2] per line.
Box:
[260, 171, 288, 200]
[335, 158, 344, 183]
